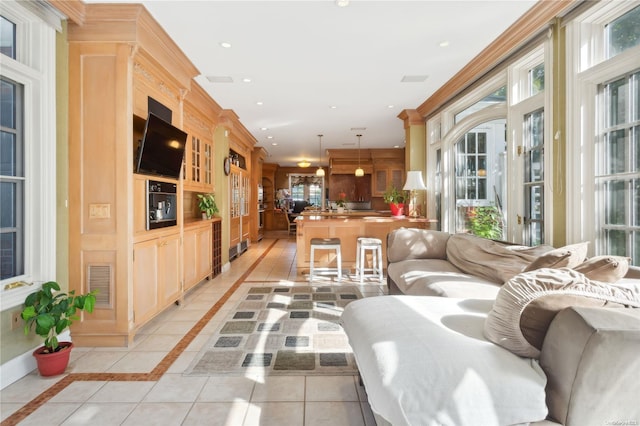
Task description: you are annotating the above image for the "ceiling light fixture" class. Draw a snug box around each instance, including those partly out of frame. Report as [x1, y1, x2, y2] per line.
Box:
[219, 42, 232, 48]
[298, 159, 311, 168]
[355, 134, 364, 177]
[335, 0, 349, 7]
[316, 134, 325, 177]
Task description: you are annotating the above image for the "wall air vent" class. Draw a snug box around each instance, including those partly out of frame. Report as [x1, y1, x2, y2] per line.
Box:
[206, 76, 233, 83]
[401, 75, 429, 83]
[87, 264, 112, 307]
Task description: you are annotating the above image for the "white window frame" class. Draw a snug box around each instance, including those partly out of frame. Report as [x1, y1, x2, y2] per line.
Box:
[566, 2, 640, 257]
[0, 1, 59, 311]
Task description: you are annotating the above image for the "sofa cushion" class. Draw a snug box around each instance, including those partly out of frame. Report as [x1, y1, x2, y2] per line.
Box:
[446, 233, 552, 284]
[386, 228, 451, 263]
[523, 242, 589, 272]
[342, 296, 549, 426]
[388, 259, 501, 299]
[484, 268, 640, 358]
[573, 255, 630, 283]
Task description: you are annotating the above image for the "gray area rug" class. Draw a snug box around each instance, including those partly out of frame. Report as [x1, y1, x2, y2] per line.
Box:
[185, 285, 362, 377]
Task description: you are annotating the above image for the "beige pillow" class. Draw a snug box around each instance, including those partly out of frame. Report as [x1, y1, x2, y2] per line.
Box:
[523, 242, 589, 272]
[574, 255, 631, 283]
[483, 267, 640, 358]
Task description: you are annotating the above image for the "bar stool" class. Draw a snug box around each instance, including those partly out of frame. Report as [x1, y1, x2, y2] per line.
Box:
[309, 238, 342, 281]
[355, 237, 383, 283]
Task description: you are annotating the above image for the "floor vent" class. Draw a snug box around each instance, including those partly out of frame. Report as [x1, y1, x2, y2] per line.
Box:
[87, 264, 112, 307]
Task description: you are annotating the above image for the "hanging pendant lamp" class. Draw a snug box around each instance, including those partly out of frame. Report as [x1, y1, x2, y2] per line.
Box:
[355, 134, 364, 177]
[316, 134, 325, 177]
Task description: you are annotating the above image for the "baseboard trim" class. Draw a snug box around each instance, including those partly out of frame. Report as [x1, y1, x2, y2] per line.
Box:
[0, 330, 71, 390]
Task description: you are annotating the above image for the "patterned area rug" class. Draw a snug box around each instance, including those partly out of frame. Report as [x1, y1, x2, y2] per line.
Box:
[184, 285, 362, 377]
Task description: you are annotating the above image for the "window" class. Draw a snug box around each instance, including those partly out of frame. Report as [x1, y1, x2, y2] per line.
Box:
[0, 2, 59, 310]
[605, 5, 640, 59]
[523, 109, 544, 245]
[568, 1, 640, 265]
[596, 72, 639, 264]
[289, 175, 323, 206]
[0, 76, 24, 279]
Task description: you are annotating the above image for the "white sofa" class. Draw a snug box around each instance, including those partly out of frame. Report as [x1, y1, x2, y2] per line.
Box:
[342, 228, 640, 426]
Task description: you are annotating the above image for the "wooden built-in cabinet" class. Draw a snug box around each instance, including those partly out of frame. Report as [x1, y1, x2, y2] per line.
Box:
[183, 84, 216, 193]
[371, 149, 405, 195]
[133, 231, 181, 326]
[183, 222, 213, 292]
[66, 4, 245, 346]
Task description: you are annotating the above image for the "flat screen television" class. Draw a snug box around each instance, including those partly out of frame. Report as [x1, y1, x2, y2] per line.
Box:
[135, 113, 187, 179]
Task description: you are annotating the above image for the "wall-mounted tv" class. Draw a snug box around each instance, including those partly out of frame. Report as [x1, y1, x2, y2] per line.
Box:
[135, 113, 187, 179]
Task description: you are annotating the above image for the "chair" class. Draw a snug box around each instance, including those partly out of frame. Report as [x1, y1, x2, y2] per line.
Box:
[355, 237, 383, 283]
[285, 212, 297, 235]
[309, 238, 342, 281]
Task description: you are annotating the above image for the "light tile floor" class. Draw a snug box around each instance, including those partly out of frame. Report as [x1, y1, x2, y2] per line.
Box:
[1, 233, 386, 425]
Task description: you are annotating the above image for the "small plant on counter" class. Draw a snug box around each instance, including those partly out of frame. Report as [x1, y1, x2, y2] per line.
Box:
[336, 192, 347, 208]
[383, 186, 407, 205]
[197, 193, 219, 219]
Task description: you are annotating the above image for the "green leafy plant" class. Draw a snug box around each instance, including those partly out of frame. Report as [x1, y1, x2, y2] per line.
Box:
[197, 193, 219, 218]
[21, 281, 97, 353]
[465, 206, 504, 240]
[383, 185, 407, 204]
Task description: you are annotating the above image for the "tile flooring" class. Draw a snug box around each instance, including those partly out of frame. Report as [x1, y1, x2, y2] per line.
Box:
[1, 233, 387, 425]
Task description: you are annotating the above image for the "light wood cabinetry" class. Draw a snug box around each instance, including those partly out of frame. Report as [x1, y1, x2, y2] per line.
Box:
[133, 232, 181, 326]
[229, 147, 251, 259]
[371, 150, 405, 196]
[183, 84, 217, 192]
[67, 4, 199, 346]
[183, 222, 213, 292]
[66, 4, 256, 346]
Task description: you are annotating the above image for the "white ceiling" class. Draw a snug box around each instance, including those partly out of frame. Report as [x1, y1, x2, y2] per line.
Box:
[85, 0, 536, 166]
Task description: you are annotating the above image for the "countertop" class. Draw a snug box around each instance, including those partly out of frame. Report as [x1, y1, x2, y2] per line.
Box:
[295, 214, 436, 223]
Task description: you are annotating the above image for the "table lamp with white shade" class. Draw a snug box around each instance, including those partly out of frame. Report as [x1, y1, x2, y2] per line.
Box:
[403, 171, 426, 217]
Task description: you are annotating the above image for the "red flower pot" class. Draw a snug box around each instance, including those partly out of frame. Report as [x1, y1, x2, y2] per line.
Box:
[389, 203, 404, 217]
[33, 342, 73, 376]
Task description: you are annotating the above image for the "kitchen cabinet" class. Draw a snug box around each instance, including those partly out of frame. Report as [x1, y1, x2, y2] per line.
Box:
[373, 167, 404, 196]
[133, 232, 181, 326]
[229, 156, 251, 259]
[184, 222, 213, 292]
[183, 84, 216, 192]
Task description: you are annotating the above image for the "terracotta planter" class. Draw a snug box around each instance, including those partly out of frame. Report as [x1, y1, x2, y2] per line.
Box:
[389, 203, 404, 217]
[33, 342, 73, 376]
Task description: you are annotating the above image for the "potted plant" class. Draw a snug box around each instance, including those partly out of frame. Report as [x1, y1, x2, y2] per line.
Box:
[335, 192, 347, 213]
[383, 185, 407, 217]
[21, 281, 97, 376]
[197, 193, 218, 219]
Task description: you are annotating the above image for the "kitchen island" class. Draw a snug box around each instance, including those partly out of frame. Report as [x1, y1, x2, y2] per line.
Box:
[294, 214, 437, 274]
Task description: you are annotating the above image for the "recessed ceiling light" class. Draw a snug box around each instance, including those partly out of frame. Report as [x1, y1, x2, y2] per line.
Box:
[206, 76, 233, 83]
[387, 105, 395, 109]
[335, 0, 349, 7]
[394, 145, 400, 148]
[242, 78, 252, 83]
[401, 75, 429, 83]
[439, 41, 450, 47]
[330, 105, 337, 109]
[271, 142, 278, 146]
[260, 127, 268, 131]
[220, 42, 232, 48]
[267, 136, 273, 139]
[256, 101, 263, 106]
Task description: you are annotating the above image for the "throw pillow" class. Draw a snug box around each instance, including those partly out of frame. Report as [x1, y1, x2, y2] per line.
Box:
[523, 242, 589, 272]
[483, 267, 640, 358]
[573, 255, 631, 283]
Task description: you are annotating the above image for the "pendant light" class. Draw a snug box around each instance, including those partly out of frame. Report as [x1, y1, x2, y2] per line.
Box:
[355, 134, 364, 177]
[316, 134, 325, 177]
